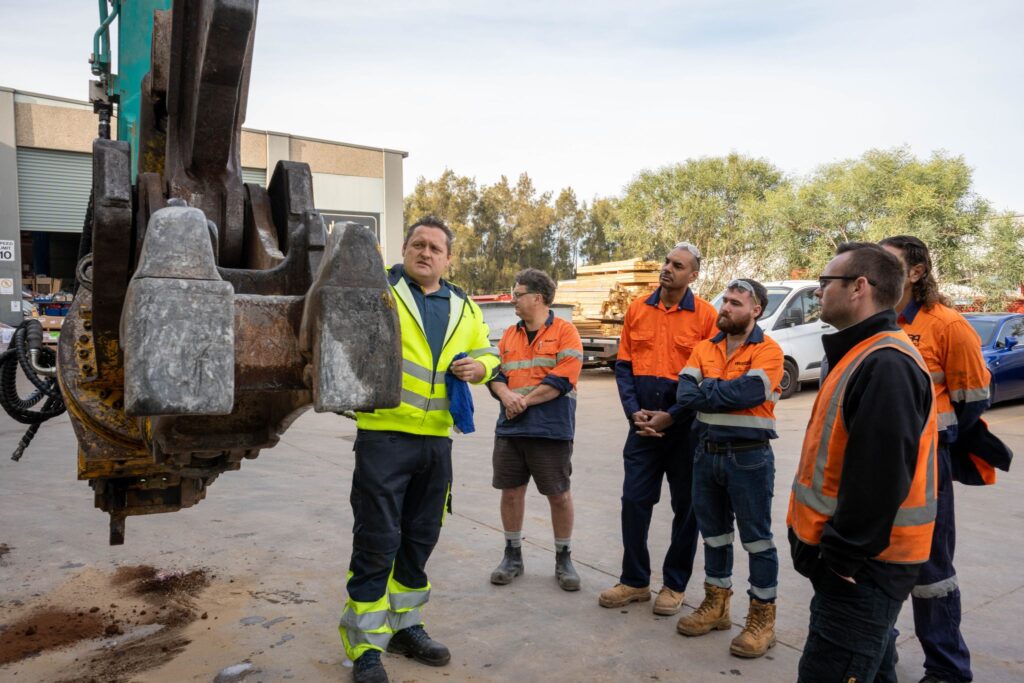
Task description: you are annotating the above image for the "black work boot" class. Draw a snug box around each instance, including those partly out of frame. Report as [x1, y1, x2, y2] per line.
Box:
[352, 650, 389, 683]
[555, 548, 581, 591]
[489, 541, 524, 585]
[386, 625, 451, 666]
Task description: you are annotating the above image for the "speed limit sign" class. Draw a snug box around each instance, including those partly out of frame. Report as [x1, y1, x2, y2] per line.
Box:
[0, 239, 14, 262]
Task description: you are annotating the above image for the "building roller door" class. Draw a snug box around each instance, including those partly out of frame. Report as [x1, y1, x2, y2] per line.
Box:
[16, 148, 92, 233]
[242, 166, 266, 187]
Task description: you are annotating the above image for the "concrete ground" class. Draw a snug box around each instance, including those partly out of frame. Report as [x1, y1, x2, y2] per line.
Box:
[1, 371, 1022, 682]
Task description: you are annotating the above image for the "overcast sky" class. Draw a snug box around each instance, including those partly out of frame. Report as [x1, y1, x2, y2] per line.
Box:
[2, 1, 1021, 211]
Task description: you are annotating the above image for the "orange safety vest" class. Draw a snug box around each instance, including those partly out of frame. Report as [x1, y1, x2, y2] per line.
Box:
[787, 330, 938, 564]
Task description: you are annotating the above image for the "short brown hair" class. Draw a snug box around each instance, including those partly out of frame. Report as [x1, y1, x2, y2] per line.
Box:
[835, 242, 905, 309]
[404, 215, 455, 254]
[728, 278, 769, 319]
[514, 268, 557, 306]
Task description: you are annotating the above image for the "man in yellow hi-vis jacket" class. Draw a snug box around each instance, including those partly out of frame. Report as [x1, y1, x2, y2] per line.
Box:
[341, 216, 499, 683]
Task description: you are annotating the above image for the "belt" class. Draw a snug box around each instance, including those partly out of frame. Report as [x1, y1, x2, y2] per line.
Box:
[703, 440, 769, 454]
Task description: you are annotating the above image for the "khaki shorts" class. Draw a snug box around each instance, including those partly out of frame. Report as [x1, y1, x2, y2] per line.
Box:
[491, 436, 573, 496]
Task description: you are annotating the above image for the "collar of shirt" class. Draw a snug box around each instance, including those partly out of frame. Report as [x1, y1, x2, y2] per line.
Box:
[709, 323, 766, 346]
[822, 309, 900, 369]
[516, 309, 555, 331]
[898, 298, 922, 324]
[645, 286, 696, 312]
[403, 272, 452, 299]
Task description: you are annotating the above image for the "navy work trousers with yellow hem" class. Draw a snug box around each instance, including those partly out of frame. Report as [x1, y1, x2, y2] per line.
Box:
[339, 430, 452, 662]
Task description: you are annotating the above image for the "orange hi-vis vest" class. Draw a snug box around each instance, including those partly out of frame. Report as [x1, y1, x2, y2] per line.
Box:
[787, 330, 938, 564]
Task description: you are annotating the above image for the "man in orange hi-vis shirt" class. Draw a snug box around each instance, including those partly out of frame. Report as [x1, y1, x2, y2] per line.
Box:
[881, 235, 1012, 683]
[487, 268, 584, 592]
[675, 278, 784, 659]
[598, 242, 718, 620]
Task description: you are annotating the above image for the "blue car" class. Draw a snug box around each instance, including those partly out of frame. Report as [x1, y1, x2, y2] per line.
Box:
[964, 312, 1024, 404]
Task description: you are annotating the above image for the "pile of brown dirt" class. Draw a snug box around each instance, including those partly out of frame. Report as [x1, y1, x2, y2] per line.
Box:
[0, 607, 105, 665]
[0, 564, 213, 682]
[133, 568, 210, 598]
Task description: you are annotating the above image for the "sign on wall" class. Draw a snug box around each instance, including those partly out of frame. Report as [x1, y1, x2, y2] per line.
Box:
[0, 239, 14, 262]
[0, 278, 13, 295]
[320, 212, 380, 240]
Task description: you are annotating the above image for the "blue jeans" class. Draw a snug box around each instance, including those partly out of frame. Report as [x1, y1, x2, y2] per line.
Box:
[798, 571, 901, 683]
[912, 443, 972, 682]
[619, 420, 700, 592]
[691, 442, 778, 601]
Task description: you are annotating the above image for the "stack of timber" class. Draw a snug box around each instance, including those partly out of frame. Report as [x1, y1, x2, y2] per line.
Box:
[555, 258, 660, 336]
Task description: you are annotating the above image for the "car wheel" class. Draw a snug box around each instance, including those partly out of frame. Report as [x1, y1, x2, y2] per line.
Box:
[780, 359, 799, 400]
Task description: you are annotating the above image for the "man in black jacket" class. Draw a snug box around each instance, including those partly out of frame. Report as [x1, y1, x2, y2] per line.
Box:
[788, 243, 936, 683]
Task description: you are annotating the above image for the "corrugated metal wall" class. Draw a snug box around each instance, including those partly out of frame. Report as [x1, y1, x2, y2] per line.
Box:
[15, 151, 267, 234]
[242, 166, 266, 187]
[16, 148, 92, 233]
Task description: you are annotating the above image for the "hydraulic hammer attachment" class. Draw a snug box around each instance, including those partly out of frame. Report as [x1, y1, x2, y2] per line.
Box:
[56, 0, 402, 544]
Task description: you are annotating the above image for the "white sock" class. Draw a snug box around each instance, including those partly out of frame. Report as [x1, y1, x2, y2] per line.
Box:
[504, 530, 522, 548]
[555, 537, 571, 553]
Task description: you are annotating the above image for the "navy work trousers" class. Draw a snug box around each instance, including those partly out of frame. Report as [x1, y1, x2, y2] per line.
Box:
[347, 430, 453, 602]
[618, 418, 700, 592]
[912, 443, 972, 682]
[798, 571, 902, 683]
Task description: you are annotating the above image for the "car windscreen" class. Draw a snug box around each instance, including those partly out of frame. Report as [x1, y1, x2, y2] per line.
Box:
[966, 318, 998, 346]
[712, 287, 791, 318]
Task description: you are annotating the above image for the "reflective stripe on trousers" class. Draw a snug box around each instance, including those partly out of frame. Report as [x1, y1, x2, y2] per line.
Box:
[339, 593, 392, 661]
[340, 578, 432, 661]
[387, 576, 430, 631]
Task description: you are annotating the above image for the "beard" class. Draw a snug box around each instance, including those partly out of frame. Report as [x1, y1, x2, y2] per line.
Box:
[717, 313, 751, 335]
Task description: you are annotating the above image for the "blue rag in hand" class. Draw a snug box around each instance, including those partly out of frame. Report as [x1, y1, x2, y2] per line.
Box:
[445, 352, 476, 434]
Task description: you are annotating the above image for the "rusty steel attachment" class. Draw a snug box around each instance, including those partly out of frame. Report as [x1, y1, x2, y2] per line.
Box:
[60, 0, 401, 545]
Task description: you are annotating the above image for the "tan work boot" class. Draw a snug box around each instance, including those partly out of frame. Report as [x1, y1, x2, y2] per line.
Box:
[729, 599, 776, 658]
[653, 586, 685, 615]
[676, 582, 733, 636]
[598, 583, 650, 608]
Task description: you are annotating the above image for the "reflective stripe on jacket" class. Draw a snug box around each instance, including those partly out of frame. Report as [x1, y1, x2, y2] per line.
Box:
[677, 325, 784, 442]
[492, 311, 583, 440]
[356, 267, 499, 436]
[787, 330, 938, 565]
[898, 300, 990, 440]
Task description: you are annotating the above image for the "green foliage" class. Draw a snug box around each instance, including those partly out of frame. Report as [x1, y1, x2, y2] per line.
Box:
[769, 147, 991, 287]
[403, 170, 611, 293]
[613, 153, 789, 296]
[968, 214, 1024, 310]
[403, 149, 1022, 307]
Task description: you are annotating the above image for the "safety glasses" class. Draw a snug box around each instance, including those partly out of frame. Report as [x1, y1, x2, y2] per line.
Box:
[674, 241, 703, 263]
[817, 275, 877, 289]
[726, 279, 755, 295]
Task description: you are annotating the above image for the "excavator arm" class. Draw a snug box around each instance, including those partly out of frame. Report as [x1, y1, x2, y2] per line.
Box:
[38, 0, 400, 544]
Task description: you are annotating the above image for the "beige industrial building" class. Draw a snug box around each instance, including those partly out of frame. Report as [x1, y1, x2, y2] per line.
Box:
[0, 86, 407, 326]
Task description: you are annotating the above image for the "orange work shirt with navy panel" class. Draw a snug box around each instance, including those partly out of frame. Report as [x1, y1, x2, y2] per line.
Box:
[491, 311, 583, 441]
[898, 300, 991, 443]
[676, 325, 785, 443]
[615, 287, 719, 425]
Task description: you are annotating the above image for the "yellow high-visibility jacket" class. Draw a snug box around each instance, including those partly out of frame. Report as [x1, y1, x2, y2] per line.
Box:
[356, 265, 499, 436]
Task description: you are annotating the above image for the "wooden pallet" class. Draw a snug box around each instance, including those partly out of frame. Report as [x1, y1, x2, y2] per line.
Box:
[556, 258, 661, 336]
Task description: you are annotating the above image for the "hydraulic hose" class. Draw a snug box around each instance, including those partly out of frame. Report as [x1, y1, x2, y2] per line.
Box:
[0, 319, 67, 461]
